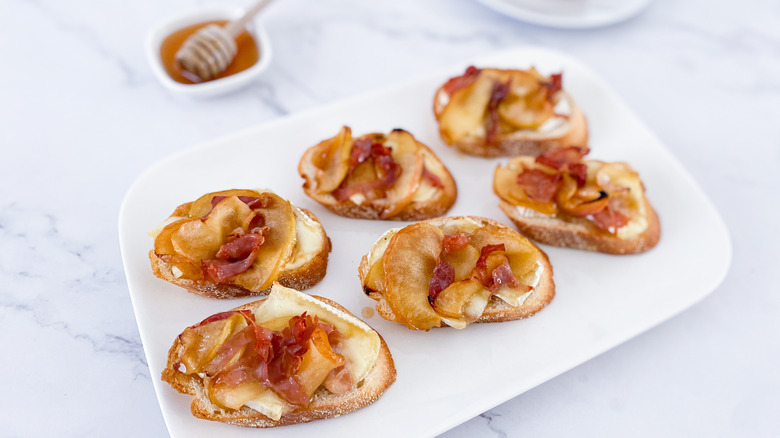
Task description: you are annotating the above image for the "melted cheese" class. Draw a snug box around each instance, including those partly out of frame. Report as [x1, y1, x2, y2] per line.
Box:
[411, 150, 447, 203]
[285, 207, 326, 270]
[244, 391, 289, 421]
[494, 261, 544, 307]
[348, 193, 367, 205]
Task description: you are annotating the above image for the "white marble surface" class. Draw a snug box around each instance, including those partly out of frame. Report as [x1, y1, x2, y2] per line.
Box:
[1, 0, 778, 436]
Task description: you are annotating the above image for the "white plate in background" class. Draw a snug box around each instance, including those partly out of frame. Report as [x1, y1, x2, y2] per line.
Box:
[119, 46, 730, 437]
[475, 0, 653, 28]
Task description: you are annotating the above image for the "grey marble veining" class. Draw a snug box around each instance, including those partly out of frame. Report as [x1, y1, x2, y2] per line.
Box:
[1, 0, 778, 436]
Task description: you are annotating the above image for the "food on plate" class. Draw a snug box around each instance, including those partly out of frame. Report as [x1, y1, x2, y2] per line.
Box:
[161, 284, 396, 427]
[494, 147, 660, 254]
[359, 216, 555, 330]
[149, 189, 331, 298]
[433, 66, 588, 157]
[298, 126, 457, 220]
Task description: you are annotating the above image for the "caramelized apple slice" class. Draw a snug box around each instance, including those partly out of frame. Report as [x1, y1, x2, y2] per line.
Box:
[313, 126, 353, 194]
[231, 192, 297, 291]
[363, 259, 385, 293]
[153, 219, 189, 256]
[296, 327, 344, 397]
[379, 129, 424, 217]
[438, 71, 495, 144]
[441, 243, 480, 282]
[171, 196, 254, 262]
[498, 87, 554, 130]
[208, 378, 267, 411]
[178, 313, 248, 374]
[469, 224, 539, 285]
[493, 161, 557, 215]
[382, 222, 444, 330]
[433, 278, 487, 321]
[556, 173, 610, 217]
[596, 163, 644, 201]
[188, 189, 266, 219]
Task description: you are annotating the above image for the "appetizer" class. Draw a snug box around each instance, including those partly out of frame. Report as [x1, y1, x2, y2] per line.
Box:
[149, 189, 331, 298]
[494, 147, 660, 254]
[433, 66, 588, 157]
[359, 216, 555, 330]
[162, 284, 396, 427]
[299, 126, 457, 220]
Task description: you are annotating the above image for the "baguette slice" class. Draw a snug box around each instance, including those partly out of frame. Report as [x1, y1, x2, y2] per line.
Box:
[162, 284, 396, 428]
[299, 127, 457, 221]
[149, 190, 331, 299]
[499, 199, 660, 255]
[494, 154, 661, 255]
[359, 216, 555, 330]
[433, 66, 588, 158]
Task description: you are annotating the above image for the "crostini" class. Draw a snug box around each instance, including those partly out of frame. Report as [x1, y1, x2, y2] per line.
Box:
[299, 126, 457, 220]
[494, 147, 660, 254]
[149, 189, 331, 298]
[359, 216, 555, 330]
[433, 66, 588, 158]
[162, 284, 396, 427]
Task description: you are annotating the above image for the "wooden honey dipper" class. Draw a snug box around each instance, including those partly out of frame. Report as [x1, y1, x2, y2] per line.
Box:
[175, 0, 274, 82]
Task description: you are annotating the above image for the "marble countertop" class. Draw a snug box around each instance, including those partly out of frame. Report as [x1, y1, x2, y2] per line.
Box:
[2, 0, 778, 436]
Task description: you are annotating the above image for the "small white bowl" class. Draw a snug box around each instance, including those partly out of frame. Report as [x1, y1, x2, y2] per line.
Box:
[146, 7, 272, 98]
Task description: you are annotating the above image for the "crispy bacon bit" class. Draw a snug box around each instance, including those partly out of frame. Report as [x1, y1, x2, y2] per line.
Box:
[248, 212, 266, 231]
[568, 162, 588, 188]
[485, 80, 511, 144]
[543, 72, 563, 100]
[592, 205, 630, 232]
[203, 326, 257, 376]
[442, 233, 470, 254]
[490, 261, 520, 292]
[332, 142, 402, 202]
[441, 65, 481, 96]
[422, 167, 444, 188]
[265, 313, 321, 405]
[470, 244, 521, 292]
[472, 244, 506, 286]
[517, 169, 562, 203]
[202, 232, 265, 282]
[428, 261, 455, 306]
[535, 146, 589, 170]
[349, 137, 374, 169]
[323, 365, 354, 394]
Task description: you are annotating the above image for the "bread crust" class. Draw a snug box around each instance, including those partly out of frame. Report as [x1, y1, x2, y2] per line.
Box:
[299, 132, 457, 221]
[150, 207, 331, 299]
[438, 94, 588, 158]
[161, 296, 396, 428]
[359, 216, 555, 328]
[499, 198, 661, 255]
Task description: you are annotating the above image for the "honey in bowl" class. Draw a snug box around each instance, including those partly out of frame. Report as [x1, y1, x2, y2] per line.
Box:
[160, 20, 259, 84]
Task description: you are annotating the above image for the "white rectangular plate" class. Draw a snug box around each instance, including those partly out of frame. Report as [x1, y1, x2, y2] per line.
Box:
[119, 47, 731, 438]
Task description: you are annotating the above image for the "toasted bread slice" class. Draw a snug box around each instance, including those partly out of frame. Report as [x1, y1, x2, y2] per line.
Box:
[433, 66, 588, 158]
[162, 284, 396, 428]
[150, 190, 331, 298]
[359, 216, 555, 330]
[499, 199, 660, 255]
[494, 153, 660, 255]
[299, 127, 457, 220]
